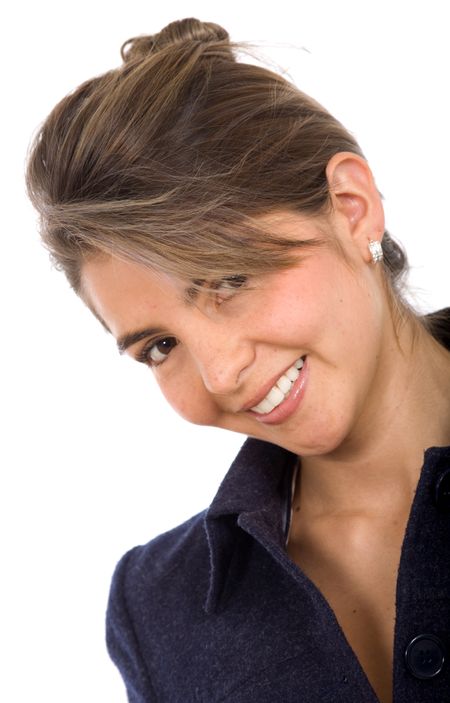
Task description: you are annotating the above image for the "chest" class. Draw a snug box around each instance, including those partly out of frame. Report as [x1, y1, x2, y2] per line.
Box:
[286, 512, 409, 703]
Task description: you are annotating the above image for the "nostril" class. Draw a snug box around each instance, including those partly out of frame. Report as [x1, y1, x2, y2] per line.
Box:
[200, 354, 253, 395]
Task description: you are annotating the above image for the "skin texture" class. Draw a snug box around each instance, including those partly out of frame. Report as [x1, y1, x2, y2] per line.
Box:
[82, 152, 450, 703]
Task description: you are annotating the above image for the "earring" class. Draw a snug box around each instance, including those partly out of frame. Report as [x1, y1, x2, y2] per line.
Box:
[368, 239, 383, 264]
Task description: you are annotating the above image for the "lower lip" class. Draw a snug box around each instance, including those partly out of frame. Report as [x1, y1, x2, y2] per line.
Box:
[247, 356, 309, 425]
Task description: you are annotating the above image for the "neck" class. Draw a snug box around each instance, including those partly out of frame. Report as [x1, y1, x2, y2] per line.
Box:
[296, 315, 450, 518]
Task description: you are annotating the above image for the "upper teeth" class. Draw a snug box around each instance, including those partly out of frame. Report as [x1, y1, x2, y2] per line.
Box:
[251, 357, 304, 414]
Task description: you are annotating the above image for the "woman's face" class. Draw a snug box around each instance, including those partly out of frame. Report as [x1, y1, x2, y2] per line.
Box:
[82, 210, 389, 458]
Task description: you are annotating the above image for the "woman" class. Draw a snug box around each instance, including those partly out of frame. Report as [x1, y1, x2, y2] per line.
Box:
[26, 17, 450, 703]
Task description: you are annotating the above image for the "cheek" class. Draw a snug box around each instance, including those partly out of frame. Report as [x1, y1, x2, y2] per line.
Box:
[260, 266, 331, 337]
[156, 370, 223, 426]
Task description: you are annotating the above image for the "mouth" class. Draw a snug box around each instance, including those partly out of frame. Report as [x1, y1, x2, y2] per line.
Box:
[249, 356, 305, 414]
[246, 355, 308, 425]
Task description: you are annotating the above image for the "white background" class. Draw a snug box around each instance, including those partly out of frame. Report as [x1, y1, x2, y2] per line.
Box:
[2, 1, 449, 700]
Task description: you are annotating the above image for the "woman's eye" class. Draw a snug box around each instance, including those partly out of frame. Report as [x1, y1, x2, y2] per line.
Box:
[212, 275, 247, 304]
[139, 337, 178, 366]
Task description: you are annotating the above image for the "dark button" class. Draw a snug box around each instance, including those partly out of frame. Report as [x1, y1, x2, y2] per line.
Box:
[434, 469, 450, 512]
[405, 634, 446, 679]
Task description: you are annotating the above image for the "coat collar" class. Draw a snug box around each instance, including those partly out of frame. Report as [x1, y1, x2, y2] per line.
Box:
[203, 438, 296, 614]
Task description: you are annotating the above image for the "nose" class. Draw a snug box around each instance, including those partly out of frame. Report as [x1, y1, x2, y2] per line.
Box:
[190, 327, 255, 396]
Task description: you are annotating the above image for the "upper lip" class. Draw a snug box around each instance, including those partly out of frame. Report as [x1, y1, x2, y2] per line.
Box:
[240, 356, 304, 412]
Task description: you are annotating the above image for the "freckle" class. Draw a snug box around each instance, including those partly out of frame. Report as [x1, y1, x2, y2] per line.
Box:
[352, 609, 357, 614]
[295, 506, 300, 512]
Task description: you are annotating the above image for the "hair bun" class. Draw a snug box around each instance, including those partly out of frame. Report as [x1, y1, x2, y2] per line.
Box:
[121, 18, 230, 63]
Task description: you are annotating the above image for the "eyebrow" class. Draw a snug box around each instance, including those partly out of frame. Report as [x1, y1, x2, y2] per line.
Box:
[81, 298, 155, 355]
[104, 280, 204, 354]
[117, 327, 164, 355]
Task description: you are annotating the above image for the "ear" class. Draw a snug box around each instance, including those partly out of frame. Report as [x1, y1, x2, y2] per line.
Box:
[325, 152, 385, 262]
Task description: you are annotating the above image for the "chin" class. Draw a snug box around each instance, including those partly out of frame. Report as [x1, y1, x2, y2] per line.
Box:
[283, 414, 354, 457]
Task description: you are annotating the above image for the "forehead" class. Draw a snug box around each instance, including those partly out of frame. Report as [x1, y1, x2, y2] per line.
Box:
[81, 256, 182, 337]
[80, 210, 332, 334]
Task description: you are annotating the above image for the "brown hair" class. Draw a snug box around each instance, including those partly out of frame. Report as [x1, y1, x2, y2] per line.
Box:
[26, 17, 420, 327]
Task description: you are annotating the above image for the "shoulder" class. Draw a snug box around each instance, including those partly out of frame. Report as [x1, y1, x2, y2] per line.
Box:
[106, 510, 210, 700]
[108, 508, 210, 616]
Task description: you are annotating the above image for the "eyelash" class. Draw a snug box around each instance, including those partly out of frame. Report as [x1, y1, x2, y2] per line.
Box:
[136, 275, 248, 367]
[210, 274, 247, 291]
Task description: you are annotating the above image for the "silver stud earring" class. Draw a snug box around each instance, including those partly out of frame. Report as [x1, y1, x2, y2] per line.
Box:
[368, 240, 383, 264]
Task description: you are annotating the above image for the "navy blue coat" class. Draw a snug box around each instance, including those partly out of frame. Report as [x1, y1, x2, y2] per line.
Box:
[106, 310, 450, 702]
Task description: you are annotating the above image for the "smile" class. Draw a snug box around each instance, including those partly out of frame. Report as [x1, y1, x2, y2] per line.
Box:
[250, 357, 305, 414]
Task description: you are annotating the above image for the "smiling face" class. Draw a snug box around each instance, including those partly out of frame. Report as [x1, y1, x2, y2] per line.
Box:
[81, 208, 393, 458]
[80, 153, 393, 457]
